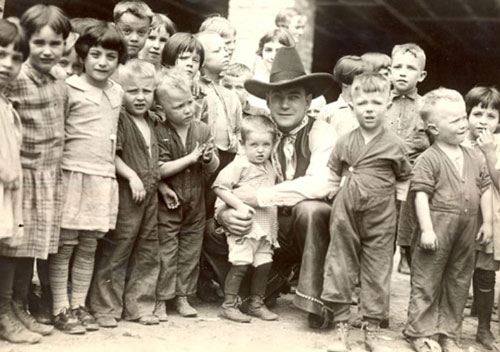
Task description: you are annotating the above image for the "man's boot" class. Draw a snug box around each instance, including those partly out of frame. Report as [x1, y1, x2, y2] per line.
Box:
[475, 269, 496, 350]
[247, 262, 278, 321]
[220, 265, 250, 322]
[0, 299, 41, 344]
[219, 294, 251, 323]
[327, 322, 350, 352]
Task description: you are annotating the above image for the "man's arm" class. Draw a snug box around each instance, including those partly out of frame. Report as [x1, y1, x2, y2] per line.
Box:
[257, 120, 336, 207]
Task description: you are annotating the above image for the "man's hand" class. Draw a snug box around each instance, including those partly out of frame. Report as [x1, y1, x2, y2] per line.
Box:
[420, 229, 438, 251]
[476, 223, 493, 246]
[129, 174, 146, 203]
[218, 207, 253, 236]
[233, 185, 259, 208]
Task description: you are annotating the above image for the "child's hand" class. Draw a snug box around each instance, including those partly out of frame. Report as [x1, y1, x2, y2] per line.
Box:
[129, 174, 146, 203]
[189, 142, 203, 163]
[420, 230, 438, 251]
[476, 223, 493, 246]
[161, 187, 180, 209]
[202, 143, 215, 163]
[477, 129, 496, 155]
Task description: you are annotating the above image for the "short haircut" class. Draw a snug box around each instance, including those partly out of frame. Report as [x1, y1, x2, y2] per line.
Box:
[391, 43, 426, 69]
[361, 52, 391, 73]
[70, 17, 99, 36]
[333, 55, 366, 86]
[256, 28, 295, 57]
[75, 20, 127, 63]
[465, 86, 500, 117]
[20, 4, 71, 40]
[351, 73, 391, 99]
[155, 66, 192, 104]
[0, 18, 29, 61]
[275, 7, 304, 28]
[162, 32, 204, 67]
[199, 14, 236, 38]
[113, 0, 153, 24]
[223, 63, 252, 81]
[151, 13, 176, 37]
[118, 58, 157, 87]
[419, 88, 464, 124]
[241, 114, 277, 143]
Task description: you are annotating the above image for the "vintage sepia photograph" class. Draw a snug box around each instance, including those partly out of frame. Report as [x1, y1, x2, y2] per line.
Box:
[0, 0, 499, 351]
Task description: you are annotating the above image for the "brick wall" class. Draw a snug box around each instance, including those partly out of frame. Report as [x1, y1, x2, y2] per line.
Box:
[228, 0, 315, 73]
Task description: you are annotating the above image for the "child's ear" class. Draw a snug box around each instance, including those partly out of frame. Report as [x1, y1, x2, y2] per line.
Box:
[418, 70, 427, 83]
[427, 122, 439, 135]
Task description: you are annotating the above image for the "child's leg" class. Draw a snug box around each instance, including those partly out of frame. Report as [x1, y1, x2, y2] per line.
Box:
[90, 187, 146, 323]
[49, 245, 74, 315]
[473, 266, 496, 348]
[71, 231, 101, 309]
[123, 191, 160, 322]
[248, 239, 278, 321]
[11, 257, 53, 336]
[437, 215, 476, 339]
[174, 200, 205, 317]
[0, 255, 41, 344]
[404, 212, 460, 339]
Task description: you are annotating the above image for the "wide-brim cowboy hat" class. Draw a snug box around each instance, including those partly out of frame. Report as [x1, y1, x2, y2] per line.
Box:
[245, 46, 334, 100]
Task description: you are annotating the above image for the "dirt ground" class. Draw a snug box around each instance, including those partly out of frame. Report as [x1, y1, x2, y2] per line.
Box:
[0, 251, 496, 352]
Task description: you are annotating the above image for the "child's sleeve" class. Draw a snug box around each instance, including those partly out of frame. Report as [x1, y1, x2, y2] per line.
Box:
[410, 154, 435, 195]
[394, 145, 414, 182]
[155, 125, 173, 164]
[327, 138, 344, 177]
[212, 159, 244, 192]
[116, 112, 125, 157]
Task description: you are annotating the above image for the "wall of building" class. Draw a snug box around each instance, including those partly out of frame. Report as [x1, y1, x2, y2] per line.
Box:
[228, 0, 315, 73]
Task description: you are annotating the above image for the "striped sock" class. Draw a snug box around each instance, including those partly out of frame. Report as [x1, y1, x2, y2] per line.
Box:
[70, 232, 99, 309]
[49, 244, 74, 315]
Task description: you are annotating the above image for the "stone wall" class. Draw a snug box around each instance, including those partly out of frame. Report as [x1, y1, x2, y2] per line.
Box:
[228, 0, 315, 72]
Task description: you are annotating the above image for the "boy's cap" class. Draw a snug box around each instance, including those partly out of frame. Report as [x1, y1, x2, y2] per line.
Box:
[245, 46, 333, 99]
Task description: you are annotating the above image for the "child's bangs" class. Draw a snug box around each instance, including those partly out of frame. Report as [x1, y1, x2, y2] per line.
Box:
[0, 20, 29, 60]
[97, 25, 126, 58]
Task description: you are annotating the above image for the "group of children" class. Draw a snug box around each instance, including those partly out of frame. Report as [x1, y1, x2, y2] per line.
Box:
[0, 1, 498, 352]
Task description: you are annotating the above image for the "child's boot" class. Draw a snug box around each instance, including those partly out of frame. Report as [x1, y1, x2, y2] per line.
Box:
[175, 296, 197, 317]
[474, 269, 496, 350]
[153, 300, 168, 322]
[327, 322, 350, 352]
[247, 295, 278, 321]
[247, 262, 278, 321]
[439, 335, 463, 352]
[0, 299, 41, 344]
[11, 300, 53, 336]
[363, 319, 392, 352]
[220, 294, 251, 323]
[220, 264, 250, 323]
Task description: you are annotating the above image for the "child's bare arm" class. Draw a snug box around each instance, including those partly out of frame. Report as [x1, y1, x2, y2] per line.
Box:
[213, 187, 254, 215]
[477, 188, 493, 245]
[159, 142, 203, 178]
[415, 191, 438, 251]
[201, 142, 219, 174]
[477, 130, 500, 191]
[115, 155, 145, 203]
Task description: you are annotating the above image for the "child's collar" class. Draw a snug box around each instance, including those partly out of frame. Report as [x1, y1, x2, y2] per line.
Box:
[390, 88, 418, 100]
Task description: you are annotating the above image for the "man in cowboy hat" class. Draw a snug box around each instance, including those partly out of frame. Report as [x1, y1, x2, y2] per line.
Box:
[202, 46, 337, 326]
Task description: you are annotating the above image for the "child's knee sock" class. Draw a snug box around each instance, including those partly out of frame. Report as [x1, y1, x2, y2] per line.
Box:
[474, 268, 495, 330]
[49, 245, 74, 315]
[224, 265, 249, 296]
[12, 257, 34, 305]
[71, 233, 98, 309]
[250, 262, 272, 297]
[0, 256, 17, 310]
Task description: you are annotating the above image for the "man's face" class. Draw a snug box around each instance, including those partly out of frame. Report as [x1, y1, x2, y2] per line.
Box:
[266, 86, 311, 132]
